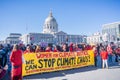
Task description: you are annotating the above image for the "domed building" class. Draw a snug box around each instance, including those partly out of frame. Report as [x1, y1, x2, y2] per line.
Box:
[43, 11, 58, 34]
[20, 11, 86, 45]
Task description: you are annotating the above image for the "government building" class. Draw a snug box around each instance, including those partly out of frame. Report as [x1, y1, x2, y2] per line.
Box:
[5, 33, 22, 45]
[86, 22, 120, 45]
[20, 11, 86, 45]
[86, 32, 108, 45]
[102, 22, 120, 42]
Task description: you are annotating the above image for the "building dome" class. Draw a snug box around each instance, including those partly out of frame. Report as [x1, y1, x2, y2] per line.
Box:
[43, 11, 58, 34]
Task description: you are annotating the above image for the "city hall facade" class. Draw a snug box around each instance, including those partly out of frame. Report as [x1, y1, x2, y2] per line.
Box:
[20, 11, 86, 45]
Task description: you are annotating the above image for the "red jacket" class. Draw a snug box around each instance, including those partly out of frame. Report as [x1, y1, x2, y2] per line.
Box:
[53, 49, 59, 52]
[69, 47, 73, 52]
[100, 51, 108, 60]
[45, 50, 51, 52]
[10, 50, 22, 77]
[116, 48, 120, 56]
[69, 43, 74, 52]
[107, 46, 112, 54]
[10, 50, 22, 66]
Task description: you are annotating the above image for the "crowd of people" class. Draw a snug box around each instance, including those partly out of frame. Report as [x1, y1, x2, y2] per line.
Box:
[0, 42, 120, 80]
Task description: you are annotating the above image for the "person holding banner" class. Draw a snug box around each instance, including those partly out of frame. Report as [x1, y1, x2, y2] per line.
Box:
[24, 46, 32, 54]
[10, 44, 22, 80]
[45, 46, 52, 52]
[69, 43, 74, 52]
[62, 44, 69, 52]
[35, 45, 43, 53]
[53, 45, 59, 52]
[93, 46, 98, 67]
[75, 44, 82, 52]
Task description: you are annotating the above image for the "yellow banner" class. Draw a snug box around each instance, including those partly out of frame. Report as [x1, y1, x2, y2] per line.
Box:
[22, 50, 94, 76]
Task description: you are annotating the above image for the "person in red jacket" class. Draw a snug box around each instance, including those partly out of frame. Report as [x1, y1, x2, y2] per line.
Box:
[107, 44, 113, 63]
[100, 47, 108, 69]
[10, 44, 22, 80]
[35, 45, 43, 53]
[45, 46, 52, 52]
[53, 45, 59, 52]
[69, 43, 74, 52]
[24, 46, 32, 54]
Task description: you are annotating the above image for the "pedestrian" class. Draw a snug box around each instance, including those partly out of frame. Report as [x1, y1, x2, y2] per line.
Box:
[10, 44, 22, 80]
[24, 46, 32, 54]
[61, 44, 69, 52]
[93, 46, 98, 67]
[116, 47, 120, 65]
[75, 44, 82, 52]
[0, 65, 8, 80]
[0, 44, 8, 80]
[7, 46, 12, 80]
[107, 44, 113, 63]
[35, 45, 43, 53]
[45, 46, 52, 52]
[0, 44, 7, 69]
[100, 47, 109, 69]
[118, 54, 120, 65]
[69, 43, 74, 52]
[53, 45, 59, 52]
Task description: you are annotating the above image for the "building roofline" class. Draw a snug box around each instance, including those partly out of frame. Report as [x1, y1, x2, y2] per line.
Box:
[102, 21, 120, 26]
[6, 37, 19, 39]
